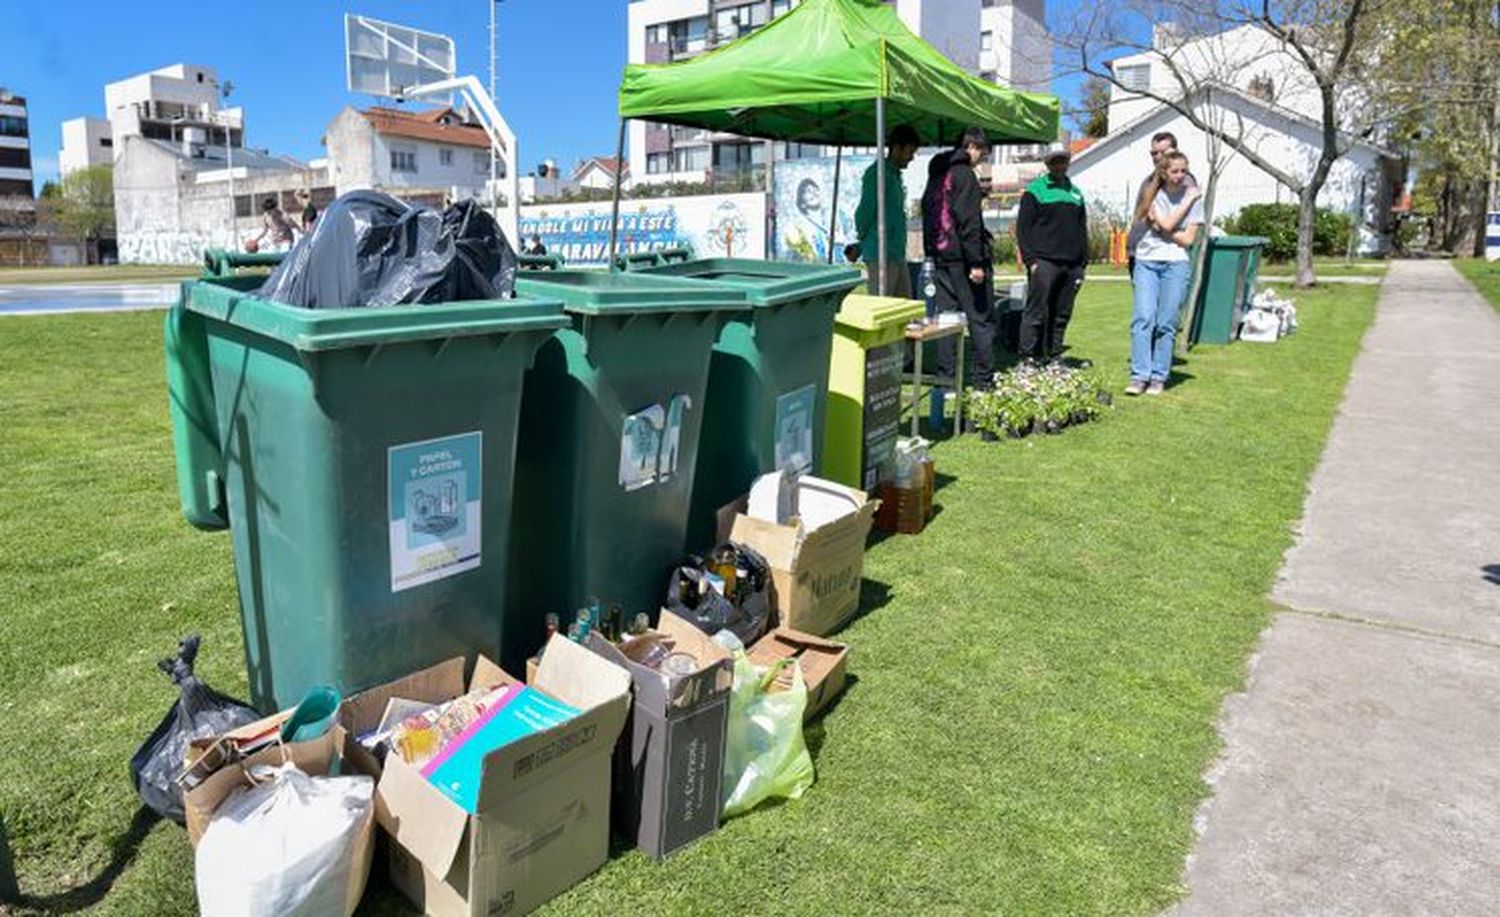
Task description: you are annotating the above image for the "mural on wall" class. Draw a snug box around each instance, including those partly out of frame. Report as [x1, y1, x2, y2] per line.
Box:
[519, 193, 765, 267]
[772, 155, 872, 263]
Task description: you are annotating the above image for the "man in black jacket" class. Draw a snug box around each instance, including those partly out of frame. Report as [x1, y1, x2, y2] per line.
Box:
[1016, 144, 1089, 365]
[922, 126, 996, 388]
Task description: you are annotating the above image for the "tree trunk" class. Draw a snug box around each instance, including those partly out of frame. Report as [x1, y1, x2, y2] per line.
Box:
[1296, 189, 1318, 287]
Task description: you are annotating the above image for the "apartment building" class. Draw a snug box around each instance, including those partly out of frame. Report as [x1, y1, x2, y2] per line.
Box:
[0, 88, 33, 201]
[626, 0, 1051, 186]
[60, 64, 244, 176]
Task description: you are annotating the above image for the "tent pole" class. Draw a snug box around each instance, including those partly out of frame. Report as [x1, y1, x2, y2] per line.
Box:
[828, 146, 843, 264]
[876, 97, 887, 295]
[608, 118, 627, 270]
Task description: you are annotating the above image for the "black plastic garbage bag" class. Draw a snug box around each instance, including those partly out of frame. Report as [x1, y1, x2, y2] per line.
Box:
[258, 190, 516, 309]
[128, 635, 260, 824]
[666, 543, 772, 645]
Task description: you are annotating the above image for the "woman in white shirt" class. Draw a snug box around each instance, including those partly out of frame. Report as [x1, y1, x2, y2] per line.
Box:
[1127, 151, 1203, 396]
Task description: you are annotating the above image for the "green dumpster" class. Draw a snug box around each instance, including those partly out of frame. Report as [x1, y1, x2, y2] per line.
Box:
[506, 270, 746, 670]
[174, 276, 568, 710]
[637, 257, 862, 551]
[1188, 235, 1267, 345]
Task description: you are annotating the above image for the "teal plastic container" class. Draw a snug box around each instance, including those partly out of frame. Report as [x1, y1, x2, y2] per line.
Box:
[638, 258, 862, 551]
[178, 276, 567, 710]
[1189, 235, 1268, 344]
[506, 270, 747, 671]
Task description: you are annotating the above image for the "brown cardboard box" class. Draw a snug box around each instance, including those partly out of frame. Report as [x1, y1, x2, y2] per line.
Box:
[747, 628, 850, 721]
[182, 724, 348, 846]
[721, 479, 877, 637]
[585, 611, 733, 859]
[339, 638, 631, 917]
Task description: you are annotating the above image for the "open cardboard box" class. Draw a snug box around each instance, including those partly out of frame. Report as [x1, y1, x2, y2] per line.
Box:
[747, 628, 850, 722]
[718, 476, 878, 637]
[586, 610, 733, 859]
[339, 637, 630, 917]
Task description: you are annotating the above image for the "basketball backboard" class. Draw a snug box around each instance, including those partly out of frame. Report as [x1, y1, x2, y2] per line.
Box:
[345, 14, 456, 103]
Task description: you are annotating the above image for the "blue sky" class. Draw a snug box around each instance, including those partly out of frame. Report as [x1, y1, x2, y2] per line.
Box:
[12, 0, 1087, 187]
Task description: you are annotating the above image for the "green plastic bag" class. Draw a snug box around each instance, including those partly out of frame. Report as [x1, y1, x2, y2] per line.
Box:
[722, 651, 815, 818]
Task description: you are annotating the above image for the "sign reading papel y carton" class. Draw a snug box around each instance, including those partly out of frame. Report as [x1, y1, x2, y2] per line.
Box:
[388, 432, 482, 592]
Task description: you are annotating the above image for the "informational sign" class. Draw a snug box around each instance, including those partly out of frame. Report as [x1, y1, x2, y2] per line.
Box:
[519, 193, 766, 267]
[773, 155, 873, 263]
[774, 384, 816, 474]
[388, 432, 482, 592]
[620, 395, 692, 491]
[861, 344, 904, 490]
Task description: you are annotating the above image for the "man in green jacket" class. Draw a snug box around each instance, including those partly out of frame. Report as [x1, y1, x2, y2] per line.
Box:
[1016, 144, 1089, 364]
[854, 124, 920, 296]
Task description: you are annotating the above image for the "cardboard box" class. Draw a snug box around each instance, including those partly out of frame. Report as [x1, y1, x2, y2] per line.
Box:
[586, 611, 733, 859]
[183, 723, 347, 846]
[721, 478, 878, 637]
[339, 638, 631, 917]
[747, 628, 850, 722]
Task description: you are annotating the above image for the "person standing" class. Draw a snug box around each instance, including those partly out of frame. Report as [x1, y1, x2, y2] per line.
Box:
[252, 197, 295, 252]
[1127, 151, 1203, 396]
[1128, 132, 1197, 276]
[921, 126, 996, 388]
[1015, 144, 1089, 365]
[854, 124, 920, 297]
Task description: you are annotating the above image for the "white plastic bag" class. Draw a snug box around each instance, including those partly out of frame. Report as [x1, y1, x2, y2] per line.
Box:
[722, 652, 815, 817]
[195, 763, 374, 917]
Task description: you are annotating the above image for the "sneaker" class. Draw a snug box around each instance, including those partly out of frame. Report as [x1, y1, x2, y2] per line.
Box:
[1124, 379, 1147, 396]
[1145, 380, 1165, 396]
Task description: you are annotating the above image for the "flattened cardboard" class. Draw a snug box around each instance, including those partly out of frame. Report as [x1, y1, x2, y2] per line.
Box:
[747, 628, 850, 721]
[586, 611, 734, 859]
[726, 482, 877, 637]
[340, 639, 630, 917]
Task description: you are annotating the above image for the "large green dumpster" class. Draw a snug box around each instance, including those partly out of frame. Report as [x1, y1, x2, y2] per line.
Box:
[1188, 235, 1268, 345]
[506, 270, 746, 671]
[174, 276, 568, 710]
[637, 257, 862, 551]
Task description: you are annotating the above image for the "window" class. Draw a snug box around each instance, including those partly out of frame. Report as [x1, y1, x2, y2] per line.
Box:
[772, 0, 792, 15]
[646, 24, 668, 45]
[980, 31, 993, 52]
[474, 150, 491, 175]
[390, 148, 417, 173]
[439, 148, 454, 166]
[673, 146, 710, 172]
[646, 152, 672, 175]
[1116, 63, 1150, 92]
[100, 137, 113, 148]
[0, 116, 28, 138]
[233, 194, 255, 218]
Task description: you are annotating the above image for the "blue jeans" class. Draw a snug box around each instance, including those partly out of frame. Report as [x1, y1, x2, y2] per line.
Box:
[1131, 259, 1191, 382]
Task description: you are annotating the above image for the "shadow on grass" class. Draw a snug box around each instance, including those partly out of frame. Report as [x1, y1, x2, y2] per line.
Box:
[15, 806, 159, 914]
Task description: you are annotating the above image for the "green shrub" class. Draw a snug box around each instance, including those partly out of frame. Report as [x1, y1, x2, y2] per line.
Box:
[966, 363, 1112, 439]
[1228, 203, 1354, 262]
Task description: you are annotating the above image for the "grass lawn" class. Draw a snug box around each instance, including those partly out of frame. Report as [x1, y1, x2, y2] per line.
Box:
[0, 264, 198, 285]
[0, 278, 1378, 915]
[1452, 258, 1500, 313]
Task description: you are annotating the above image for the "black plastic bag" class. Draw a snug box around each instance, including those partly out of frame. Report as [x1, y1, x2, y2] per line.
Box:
[666, 543, 772, 645]
[258, 190, 516, 309]
[128, 635, 260, 824]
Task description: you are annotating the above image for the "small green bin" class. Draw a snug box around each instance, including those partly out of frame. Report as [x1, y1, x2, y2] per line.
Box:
[173, 276, 567, 710]
[506, 270, 746, 670]
[1189, 235, 1267, 345]
[637, 258, 862, 551]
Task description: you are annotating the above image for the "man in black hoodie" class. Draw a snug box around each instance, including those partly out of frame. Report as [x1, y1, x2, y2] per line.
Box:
[922, 126, 996, 388]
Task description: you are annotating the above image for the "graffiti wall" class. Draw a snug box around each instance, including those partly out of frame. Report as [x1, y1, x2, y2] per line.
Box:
[772, 154, 874, 263]
[119, 229, 240, 266]
[519, 193, 766, 267]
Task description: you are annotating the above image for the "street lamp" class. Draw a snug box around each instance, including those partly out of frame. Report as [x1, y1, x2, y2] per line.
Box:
[220, 79, 236, 245]
[489, 0, 504, 214]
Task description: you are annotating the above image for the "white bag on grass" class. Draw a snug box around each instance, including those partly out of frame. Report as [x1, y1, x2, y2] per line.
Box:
[195, 763, 374, 917]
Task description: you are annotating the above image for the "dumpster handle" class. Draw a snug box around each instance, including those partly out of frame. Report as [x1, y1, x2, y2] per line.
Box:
[203, 248, 288, 278]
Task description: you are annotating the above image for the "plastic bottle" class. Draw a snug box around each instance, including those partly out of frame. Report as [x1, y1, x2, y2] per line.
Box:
[920, 258, 937, 318]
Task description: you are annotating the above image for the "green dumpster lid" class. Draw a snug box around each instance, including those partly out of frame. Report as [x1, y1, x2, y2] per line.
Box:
[181, 278, 569, 352]
[637, 257, 863, 306]
[834, 293, 925, 332]
[514, 269, 747, 316]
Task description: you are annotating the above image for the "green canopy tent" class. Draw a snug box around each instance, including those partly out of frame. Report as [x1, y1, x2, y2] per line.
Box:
[614, 0, 1060, 287]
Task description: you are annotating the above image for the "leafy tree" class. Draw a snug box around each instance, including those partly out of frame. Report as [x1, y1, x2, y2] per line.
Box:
[54, 165, 115, 244]
[1076, 76, 1112, 139]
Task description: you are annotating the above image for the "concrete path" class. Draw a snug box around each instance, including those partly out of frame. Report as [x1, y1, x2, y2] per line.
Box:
[1169, 261, 1500, 916]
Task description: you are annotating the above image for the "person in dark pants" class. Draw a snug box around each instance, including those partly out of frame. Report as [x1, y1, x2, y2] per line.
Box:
[922, 126, 996, 389]
[1016, 143, 1089, 365]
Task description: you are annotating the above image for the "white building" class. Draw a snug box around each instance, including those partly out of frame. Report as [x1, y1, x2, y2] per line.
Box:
[1070, 84, 1402, 254]
[627, 0, 1051, 186]
[1073, 23, 1400, 252]
[60, 64, 245, 176]
[322, 106, 501, 207]
[573, 157, 627, 192]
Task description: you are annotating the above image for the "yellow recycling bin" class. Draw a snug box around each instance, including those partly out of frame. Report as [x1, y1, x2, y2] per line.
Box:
[823, 294, 925, 490]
